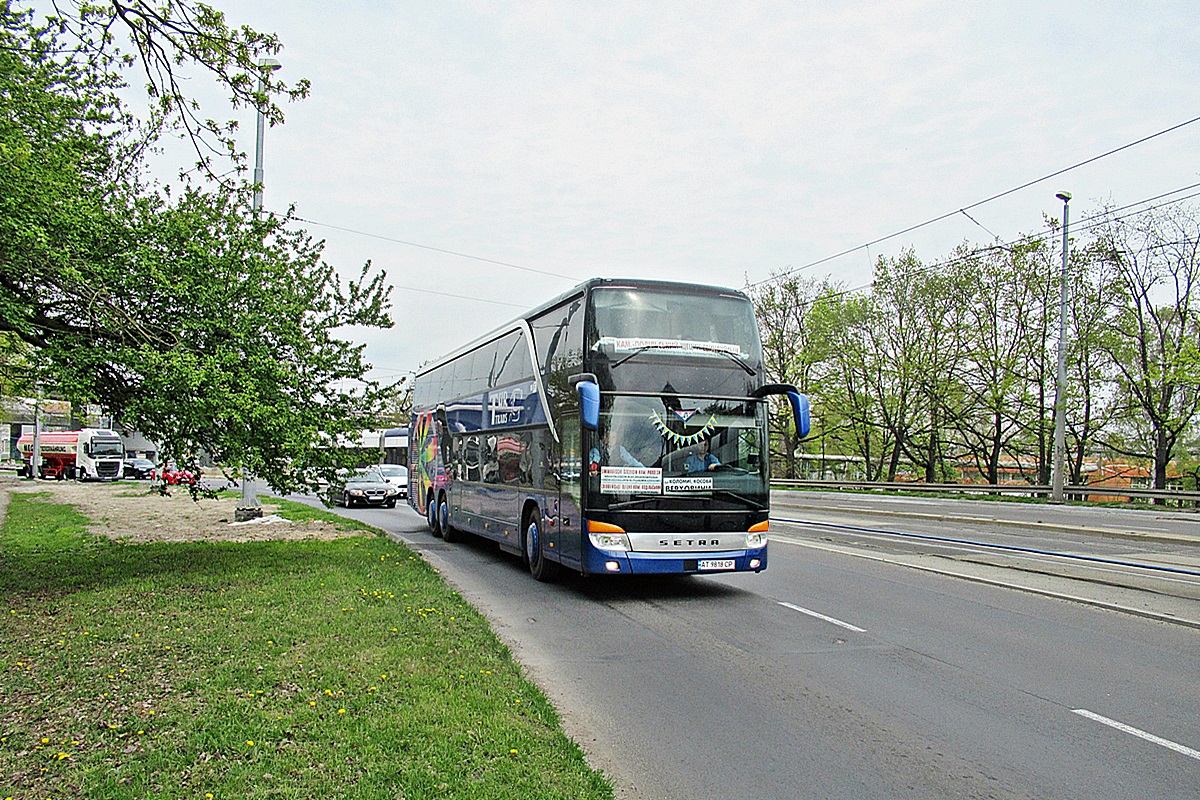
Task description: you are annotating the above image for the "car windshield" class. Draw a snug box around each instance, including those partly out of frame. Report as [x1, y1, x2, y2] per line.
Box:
[378, 465, 406, 476]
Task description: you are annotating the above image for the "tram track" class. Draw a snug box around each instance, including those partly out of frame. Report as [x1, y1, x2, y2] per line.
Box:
[767, 510, 1200, 629]
[774, 516, 1200, 584]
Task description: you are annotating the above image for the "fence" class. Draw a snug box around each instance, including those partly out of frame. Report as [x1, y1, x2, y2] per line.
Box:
[772, 479, 1200, 508]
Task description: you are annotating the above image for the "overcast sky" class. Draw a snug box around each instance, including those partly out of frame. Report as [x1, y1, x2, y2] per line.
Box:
[144, 2, 1200, 383]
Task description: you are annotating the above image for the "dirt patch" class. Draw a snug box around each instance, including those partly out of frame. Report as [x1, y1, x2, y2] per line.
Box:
[1, 474, 363, 543]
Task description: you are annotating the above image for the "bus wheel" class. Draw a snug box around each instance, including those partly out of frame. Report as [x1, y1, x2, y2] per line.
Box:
[427, 493, 443, 537]
[440, 494, 462, 543]
[524, 511, 560, 583]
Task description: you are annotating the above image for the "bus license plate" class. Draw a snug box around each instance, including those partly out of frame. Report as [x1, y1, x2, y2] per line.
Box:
[699, 559, 736, 571]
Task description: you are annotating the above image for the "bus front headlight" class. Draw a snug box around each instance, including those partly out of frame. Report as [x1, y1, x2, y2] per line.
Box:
[589, 532, 631, 551]
[747, 531, 766, 548]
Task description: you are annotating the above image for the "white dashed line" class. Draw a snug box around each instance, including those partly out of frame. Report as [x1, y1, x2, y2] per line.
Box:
[1072, 709, 1200, 761]
[778, 601, 866, 633]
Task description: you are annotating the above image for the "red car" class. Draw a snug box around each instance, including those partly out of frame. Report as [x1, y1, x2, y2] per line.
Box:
[154, 463, 200, 485]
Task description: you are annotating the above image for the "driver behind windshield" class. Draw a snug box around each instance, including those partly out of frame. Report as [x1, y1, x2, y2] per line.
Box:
[684, 439, 720, 473]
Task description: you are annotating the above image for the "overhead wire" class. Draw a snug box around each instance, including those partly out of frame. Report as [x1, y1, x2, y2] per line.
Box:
[749, 112, 1200, 288]
[289, 214, 580, 282]
[774, 180, 1200, 304]
[264, 115, 1200, 304]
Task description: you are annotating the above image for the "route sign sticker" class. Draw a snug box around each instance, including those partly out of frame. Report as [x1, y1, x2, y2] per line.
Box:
[601, 467, 663, 494]
[664, 476, 714, 493]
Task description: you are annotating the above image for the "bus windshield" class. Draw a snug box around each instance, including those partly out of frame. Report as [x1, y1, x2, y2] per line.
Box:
[586, 394, 767, 510]
[589, 287, 762, 368]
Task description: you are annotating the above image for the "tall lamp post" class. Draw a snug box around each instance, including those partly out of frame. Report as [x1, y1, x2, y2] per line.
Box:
[236, 57, 281, 522]
[1050, 191, 1071, 503]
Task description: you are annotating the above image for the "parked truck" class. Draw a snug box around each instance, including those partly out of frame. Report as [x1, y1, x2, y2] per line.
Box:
[16, 428, 125, 481]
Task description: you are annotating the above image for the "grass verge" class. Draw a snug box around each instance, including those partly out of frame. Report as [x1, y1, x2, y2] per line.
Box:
[1, 492, 613, 799]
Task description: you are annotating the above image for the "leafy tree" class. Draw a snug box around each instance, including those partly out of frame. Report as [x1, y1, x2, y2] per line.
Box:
[859, 249, 964, 482]
[951, 238, 1053, 484]
[751, 273, 838, 478]
[0, 2, 393, 493]
[822, 292, 890, 480]
[1092, 205, 1200, 490]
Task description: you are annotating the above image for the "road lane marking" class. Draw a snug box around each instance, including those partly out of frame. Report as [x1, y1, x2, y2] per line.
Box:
[778, 601, 866, 633]
[1072, 709, 1200, 761]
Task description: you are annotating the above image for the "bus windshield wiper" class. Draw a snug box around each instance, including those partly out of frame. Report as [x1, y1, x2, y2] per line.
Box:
[709, 490, 767, 511]
[605, 492, 766, 512]
[687, 345, 756, 375]
[610, 344, 755, 374]
[606, 498, 665, 511]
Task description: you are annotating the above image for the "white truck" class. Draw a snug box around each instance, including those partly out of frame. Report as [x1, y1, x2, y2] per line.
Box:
[16, 428, 125, 481]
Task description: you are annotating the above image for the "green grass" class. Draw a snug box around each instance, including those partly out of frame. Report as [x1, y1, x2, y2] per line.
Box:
[1, 493, 613, 799]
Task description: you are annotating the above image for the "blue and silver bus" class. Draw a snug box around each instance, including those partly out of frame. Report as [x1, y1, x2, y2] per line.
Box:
[408, 278, 809, 581]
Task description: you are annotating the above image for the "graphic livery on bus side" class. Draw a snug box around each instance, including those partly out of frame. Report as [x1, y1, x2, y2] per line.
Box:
[408, 278, 810, 580]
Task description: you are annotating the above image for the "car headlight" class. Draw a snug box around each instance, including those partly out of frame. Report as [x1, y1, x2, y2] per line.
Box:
[349, 489, 364, 496]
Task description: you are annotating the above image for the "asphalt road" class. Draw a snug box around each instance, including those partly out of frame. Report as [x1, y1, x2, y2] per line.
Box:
[294, 493, 1200, 800]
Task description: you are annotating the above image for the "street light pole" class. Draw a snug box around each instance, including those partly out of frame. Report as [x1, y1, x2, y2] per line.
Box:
[1050, 191, 1071, 503]
[236, 57, 281, 522]
[252, 58, 280, 214]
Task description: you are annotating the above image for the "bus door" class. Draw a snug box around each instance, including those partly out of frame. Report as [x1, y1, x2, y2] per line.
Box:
[555, 414, 584, 568]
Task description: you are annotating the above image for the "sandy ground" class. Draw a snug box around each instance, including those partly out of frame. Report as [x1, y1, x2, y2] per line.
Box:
[1, 474, 359, 543]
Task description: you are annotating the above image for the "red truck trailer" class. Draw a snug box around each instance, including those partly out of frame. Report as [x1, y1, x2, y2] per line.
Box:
[16, 429, 125, 481]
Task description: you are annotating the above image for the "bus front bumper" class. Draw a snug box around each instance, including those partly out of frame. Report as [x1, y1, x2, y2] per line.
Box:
[581, 544, 768, 576]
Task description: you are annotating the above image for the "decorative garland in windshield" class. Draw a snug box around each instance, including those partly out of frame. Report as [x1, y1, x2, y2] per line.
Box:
[649, 411, 717, 446]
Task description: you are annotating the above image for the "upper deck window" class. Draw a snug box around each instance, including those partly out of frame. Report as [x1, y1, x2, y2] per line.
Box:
[588, 287, 762, 367]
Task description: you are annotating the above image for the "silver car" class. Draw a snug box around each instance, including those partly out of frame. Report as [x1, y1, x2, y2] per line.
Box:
[374, 464, 409, 498]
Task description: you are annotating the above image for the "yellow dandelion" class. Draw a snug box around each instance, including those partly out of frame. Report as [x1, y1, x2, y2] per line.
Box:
[246, 740, 254, 747]
[338, 708, 346, 714]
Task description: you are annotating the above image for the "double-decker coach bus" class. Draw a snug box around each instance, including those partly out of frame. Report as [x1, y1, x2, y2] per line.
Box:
[408, 278, 809, 581]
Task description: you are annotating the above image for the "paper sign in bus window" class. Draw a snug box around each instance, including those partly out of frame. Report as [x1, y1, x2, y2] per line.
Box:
[600, 467, 663, 494]
[664, 476, 714, 493]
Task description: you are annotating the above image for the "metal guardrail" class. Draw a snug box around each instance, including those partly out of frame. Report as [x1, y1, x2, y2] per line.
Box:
[772, 479, 1200, 507]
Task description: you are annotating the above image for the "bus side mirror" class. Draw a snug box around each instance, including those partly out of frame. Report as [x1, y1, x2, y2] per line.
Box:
[569, 373, 601, 430]
[787, 390, 811, 440]
[752, 383, 811, 440]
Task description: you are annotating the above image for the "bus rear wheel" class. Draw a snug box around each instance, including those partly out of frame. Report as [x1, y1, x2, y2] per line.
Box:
[427, 493, 442, 537]
[523, 510, 560, 583]
[440, 493, 463, 543]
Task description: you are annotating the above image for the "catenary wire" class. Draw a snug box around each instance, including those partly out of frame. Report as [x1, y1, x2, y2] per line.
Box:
[287, 214, 582, 282]
[750, 113, 1200, 288]
[775, 181, 1200, 303]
